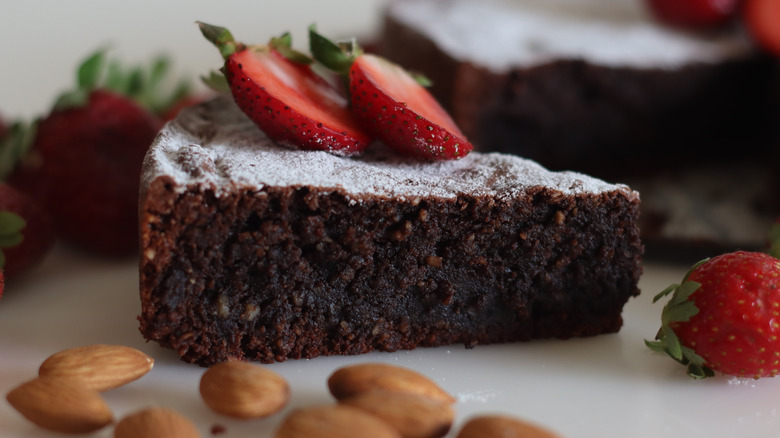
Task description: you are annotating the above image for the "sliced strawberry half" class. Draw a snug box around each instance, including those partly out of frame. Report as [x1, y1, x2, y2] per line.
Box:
[198, 22, 372, 156]
[349, 54, 472, 160]
[310, 27, 473, 161]
[744, 0, 780, 56]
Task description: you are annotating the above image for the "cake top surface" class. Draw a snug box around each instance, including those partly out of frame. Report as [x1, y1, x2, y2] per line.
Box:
[143, 97, 636, 201]
[386, 0, 754, 71]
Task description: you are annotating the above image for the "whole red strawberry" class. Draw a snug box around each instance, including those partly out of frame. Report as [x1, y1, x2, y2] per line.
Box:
[199, 22, 372, 156]
[6, 50, 192, 257]
[11, 90, 160, 256]
[0, 183, 54, 277]
[647, 251, 780, 379]
[646, 0, 742, 28]
[310, 27, 473, 160]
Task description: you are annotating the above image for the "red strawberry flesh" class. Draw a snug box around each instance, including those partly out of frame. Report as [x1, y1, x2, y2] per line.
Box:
[226, 48, 371, 155]
[350, 54, 472, 160]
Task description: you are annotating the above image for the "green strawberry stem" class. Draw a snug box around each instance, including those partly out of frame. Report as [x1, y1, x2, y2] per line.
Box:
[0, 211, 25, 268]
[309, 24, 360, 74]
[645, 259, 715, 379]
[200, 71, 231, 94]
[308, 25, 431, 91]
[53, 49, 192, 116]
[0, 120, 37, 181]
[768, 222, 780, 260]
[198, 22, 243, 60]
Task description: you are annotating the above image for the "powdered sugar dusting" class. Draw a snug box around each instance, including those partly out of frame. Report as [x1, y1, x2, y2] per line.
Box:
[387, 0, 754, 71]
[142, 97, 634, 201]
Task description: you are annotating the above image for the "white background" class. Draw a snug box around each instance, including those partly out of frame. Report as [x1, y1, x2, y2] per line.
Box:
[2, 1, 779, 438]
[0, 0, 384, 120]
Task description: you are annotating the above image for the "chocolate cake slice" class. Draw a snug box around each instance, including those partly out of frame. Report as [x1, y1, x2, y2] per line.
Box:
[138, 96, 643, 366]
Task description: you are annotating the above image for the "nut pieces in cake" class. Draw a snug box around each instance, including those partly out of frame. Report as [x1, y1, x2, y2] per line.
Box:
[646, 251, 780, 379]
[198, 22, 473, 160]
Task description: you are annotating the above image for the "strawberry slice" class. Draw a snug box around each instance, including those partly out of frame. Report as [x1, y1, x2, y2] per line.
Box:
[198, 22, 372, 156]
[350, 54, 472, 160]
[310, 27, 473, 160]
[744, 0, 780, 56]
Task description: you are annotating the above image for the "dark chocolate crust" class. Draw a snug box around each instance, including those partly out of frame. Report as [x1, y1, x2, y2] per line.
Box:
[139, 176, 642, 366]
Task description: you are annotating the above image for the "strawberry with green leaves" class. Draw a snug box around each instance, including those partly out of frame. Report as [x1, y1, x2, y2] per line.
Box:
[6, 50, 188, 257]
[309, 26, 473, 160]
[198, 22, 372, 156]
[647, 251, 780, 379]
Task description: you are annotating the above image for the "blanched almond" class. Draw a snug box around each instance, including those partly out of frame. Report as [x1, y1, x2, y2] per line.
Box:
[200, 360, 290, 419]
[328, 363, 455, 404]
[340, 391, 454, 438]
[6, 376, 113, 434]
[275, 404, 401, 438]
[39, 344, 154, 391]
[457, 415, 562, 438]
[114, 407, 201, 438]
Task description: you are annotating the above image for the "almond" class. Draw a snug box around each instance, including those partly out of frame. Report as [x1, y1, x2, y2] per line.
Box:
[6, 376, 113, 434]
[340, 391, 454, 438]
[327, 363, 455, 404]
[199, 360, 290, 419]
[39, 344, 154, 391]
[275, 404, 401, 438]
[456, 415, 562, 438]
[114, 407, 201, 438]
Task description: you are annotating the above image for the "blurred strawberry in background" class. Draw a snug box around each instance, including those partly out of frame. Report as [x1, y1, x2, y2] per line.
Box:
[4, 50, 201, 259]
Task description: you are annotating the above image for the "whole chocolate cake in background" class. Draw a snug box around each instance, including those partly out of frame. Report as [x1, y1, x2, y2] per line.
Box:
[380, 0, 779, 257]
[138, 97, 643, 366]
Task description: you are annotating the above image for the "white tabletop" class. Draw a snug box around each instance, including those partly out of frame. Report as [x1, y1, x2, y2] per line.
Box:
[2, 2, 779, 437]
